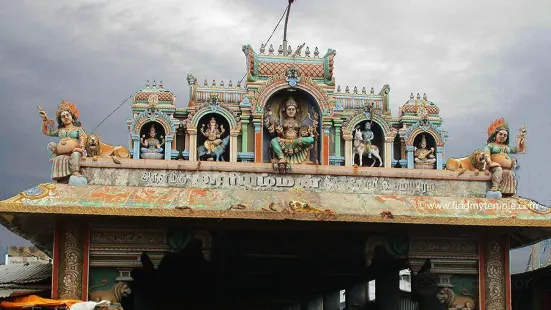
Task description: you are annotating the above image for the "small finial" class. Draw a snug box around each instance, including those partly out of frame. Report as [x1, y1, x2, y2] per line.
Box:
[260, 43, 266, 54]
[220, 80, 224, 87]
[353, 86, 358, 94]
[370, 87, 374, 94]
[305, 46, 311, 57]
[153, 80, 157, 88]
[278, 45, 283, 55]
[212, 80, 216, 87]
[204, 79, 208, 86]
[237, 80, 242, 88]
[416, 93, 421, 100]
[268, 44, 274, 55]
[423, 93, 427, 101]
[362, 87, 366, 94]
[287, 45, 292, 55]
[146, 80, 150, 88]
[228, 80, 233, 87]
[159, 81, 164, 88]
[410, 93, 414, 100]
[345, 86, 350, 93]
[314, 47, 319, 57]
[296, 45, 301, 56]
[337, 85, 341, 93]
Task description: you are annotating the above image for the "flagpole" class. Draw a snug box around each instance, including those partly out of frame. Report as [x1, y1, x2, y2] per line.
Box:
[282, 0, 295, 56]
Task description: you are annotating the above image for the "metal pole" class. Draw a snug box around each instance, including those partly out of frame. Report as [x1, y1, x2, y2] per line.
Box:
[282, 0, 294, 56]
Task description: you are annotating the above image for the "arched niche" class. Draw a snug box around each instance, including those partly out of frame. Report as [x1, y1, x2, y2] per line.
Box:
[261, 88, 322, 164]
[352, 120, 385, 167]
[129, 109, 177, 160]
[196, 113, 231, 162]
[189, 106, 238, 130]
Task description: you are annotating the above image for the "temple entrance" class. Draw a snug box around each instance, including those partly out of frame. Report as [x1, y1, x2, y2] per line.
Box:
[353, 120, 384, 167]
[262, 88, 322, 164]
[197, 113, 230, 162]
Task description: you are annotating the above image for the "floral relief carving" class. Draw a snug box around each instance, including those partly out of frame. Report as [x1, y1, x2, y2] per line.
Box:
[485, 238, 505, 310]
[58, 225, 83, 300]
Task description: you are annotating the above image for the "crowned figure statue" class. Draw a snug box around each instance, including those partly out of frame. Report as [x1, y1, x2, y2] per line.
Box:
[200, 117, 225, 154]
[414, 135, 436, 164]
[38, 101, 86, 181]
[484, 118, 526, 197]
[141, 124, 164, 155]
[264, 96, 317, 164]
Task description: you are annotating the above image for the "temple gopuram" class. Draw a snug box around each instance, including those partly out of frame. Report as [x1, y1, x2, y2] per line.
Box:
[1, 4, 550, 309]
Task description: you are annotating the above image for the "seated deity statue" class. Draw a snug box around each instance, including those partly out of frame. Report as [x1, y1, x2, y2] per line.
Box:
[38, 101, 86, 181]
[200, 117, 225, 154]
[264, 96, 317, 164]
[141, 125, 164, 154]
[414, 135, 436, 164]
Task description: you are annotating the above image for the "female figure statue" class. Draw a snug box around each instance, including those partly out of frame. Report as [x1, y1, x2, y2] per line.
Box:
[38, 101, 86, 180]
[264, 96, 317, 164]
[484, 118, 526, 196]
[414, 135, 436, 164]
[141, 124, 164, 154]
[200, 117, 225, 153]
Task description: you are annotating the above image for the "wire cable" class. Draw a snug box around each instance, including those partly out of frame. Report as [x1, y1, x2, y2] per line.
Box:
[90, 93, 134, 134]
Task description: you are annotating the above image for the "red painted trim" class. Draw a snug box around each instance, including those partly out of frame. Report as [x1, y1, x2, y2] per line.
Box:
[478, 235, 486, 310]
[51, 221, 61, 299]
[504, 236, 512, 310]
[322, 134, 329, 165]
[81, 223, 90, 300]
[255, 132, 262, 163]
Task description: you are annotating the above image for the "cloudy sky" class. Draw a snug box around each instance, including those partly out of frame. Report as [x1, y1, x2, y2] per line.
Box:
[0, 0, 550, 261]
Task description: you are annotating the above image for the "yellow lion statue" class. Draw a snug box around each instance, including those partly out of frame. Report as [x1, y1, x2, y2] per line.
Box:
[445, 149, 489, 176]
[89, 280, 131, 306]
[84, 134, 130, 163]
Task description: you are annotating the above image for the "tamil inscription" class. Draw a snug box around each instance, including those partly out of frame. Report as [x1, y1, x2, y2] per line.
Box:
[82, 167, 490, 197]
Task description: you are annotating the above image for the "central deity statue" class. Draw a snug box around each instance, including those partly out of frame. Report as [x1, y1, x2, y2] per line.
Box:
[264, 96, 318, 164]
[141, 124, 164, 154]
[201, 117, 225, 153]
[414, 135, 436, 164]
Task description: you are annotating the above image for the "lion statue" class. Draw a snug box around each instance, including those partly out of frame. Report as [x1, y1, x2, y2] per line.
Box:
[89, 280, 131, 307]
[437, 287, 476, 310]
[84, 134, 130, 164]
[445, 149, 489, 176]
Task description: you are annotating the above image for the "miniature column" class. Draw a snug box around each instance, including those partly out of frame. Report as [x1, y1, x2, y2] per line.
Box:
[52, 219, 90, 300]
[188, 128, 198, 161]
[406, 145, 415, 168]
[241, 119, 249, 153]
[164, 135, 173, 160]
[479, 234, 511, 310]
[131, 134, 140, 159]
[384, 136, 394, 168]
[344, 135, 353, 166]
[322, 118, 332, 165]
[332, 120, 344, 166]
[436, 146, 444, 170]
[230, 130, 239, 163]
[252, 114, 263, 163]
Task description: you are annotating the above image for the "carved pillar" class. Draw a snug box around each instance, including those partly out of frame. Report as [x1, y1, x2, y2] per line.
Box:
[375, 262, 400, 310]
[436, 146, 444, 170]
[343, 133, 353, 166]
[230, 129, 239, 163]
[384, 136, 394, 168]
[333, 120, 343, 157]
[131, 134, 140, 159]
[241, 119, 249, 152]
[345, 283, 367, 309]
[323, 291, 341, 310]
[52, 219, 89, 300]
[406, 145, 415, 169]
[188, 128, 197, 161]
[321, 118, 332, 165]
[164, 134, 173, 160]
[480, 235, 511, 310]
[400, 139, 406, 160]
[252, 113, 263, 163]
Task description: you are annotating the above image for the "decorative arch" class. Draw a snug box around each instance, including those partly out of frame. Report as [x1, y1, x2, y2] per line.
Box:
[343, 112, 393, 138]
[130, 110, 177, 136]
[404, 122, 445, 146]
[190, 106, 239, 130]
[253, 75, 331, 113]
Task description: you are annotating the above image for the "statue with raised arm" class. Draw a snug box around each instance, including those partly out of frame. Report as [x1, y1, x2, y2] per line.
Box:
[38, 101, 86, 181]
[200, 117, 225, 153]
[484, 118, 526, 197]
[264, 96, 317, 164]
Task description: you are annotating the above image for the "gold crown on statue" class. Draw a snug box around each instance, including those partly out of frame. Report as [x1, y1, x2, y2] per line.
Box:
[285, 97, 298, 108]
[56, 100, 80, 119]
[209, 117, 217, 124]
[487, 118, 509, 137]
